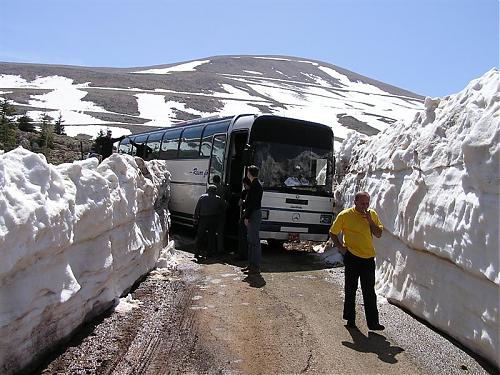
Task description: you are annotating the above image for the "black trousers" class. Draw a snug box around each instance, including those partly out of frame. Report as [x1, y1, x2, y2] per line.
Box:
[237, 217, 248, 259]
[195, 215, 218, 256]
[216, 213, 225, 253]
[343, 251, 380, 326]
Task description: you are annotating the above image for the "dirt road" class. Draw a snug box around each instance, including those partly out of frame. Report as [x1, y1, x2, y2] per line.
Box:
[37, 235, 493, 375]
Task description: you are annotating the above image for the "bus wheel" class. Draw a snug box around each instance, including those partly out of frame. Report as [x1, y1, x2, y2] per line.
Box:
[267, 239, 285, 250]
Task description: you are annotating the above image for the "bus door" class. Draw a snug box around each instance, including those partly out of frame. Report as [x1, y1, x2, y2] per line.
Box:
[225, 130, 249, 237]
[208, 133, 227, 184]
[207, 132, 228, 233]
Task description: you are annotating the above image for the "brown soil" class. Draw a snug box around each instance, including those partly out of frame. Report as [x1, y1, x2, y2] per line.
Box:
[34, 235, 491, 375]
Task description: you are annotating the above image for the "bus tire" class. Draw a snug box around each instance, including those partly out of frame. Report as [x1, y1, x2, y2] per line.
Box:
[267, 239, 285, 250]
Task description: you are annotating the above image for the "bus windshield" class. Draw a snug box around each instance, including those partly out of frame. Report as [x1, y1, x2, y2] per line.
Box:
[254, 141, 333, 195]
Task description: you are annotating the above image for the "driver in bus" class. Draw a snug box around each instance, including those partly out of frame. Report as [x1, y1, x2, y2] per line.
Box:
[284, 174, 310, 186]
[284, 164, 310, 186]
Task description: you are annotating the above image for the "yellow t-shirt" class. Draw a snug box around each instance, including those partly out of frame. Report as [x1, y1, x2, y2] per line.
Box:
[329, 207, 384, 258]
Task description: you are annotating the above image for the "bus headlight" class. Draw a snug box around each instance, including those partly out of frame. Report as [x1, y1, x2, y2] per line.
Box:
[261, 209, 269, 220]
[320, 214, 333, 224]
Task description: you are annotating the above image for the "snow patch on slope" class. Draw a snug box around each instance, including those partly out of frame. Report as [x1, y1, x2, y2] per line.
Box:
[134, 60, 210, 74]
[135, 93, 210, 126]
[0, 75, 122, 129]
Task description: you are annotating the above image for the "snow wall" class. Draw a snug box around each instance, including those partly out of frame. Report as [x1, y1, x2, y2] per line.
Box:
[334, 68, 499, 366]
[0, 149, 171, 374]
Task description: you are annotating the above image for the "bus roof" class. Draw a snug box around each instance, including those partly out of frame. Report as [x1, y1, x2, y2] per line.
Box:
[124, 113, 332, 139]
[170, 115, 237, 128]
[124, 114, 251, 138]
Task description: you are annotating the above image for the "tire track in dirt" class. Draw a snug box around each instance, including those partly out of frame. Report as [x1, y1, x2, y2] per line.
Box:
[37, 262, 218, 375]
[110, 267, 218, 375]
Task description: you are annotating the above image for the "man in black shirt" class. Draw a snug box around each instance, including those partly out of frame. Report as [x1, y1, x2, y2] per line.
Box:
[212, 174, 228, 254]
[130, 139, 153, 160]
[243, 165, 263, 274]
[96, 130, 125, 159]
[237, 177, 252, 260]
[194, 185, 225, 259]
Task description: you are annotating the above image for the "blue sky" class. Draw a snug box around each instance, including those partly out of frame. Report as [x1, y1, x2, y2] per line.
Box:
[0, 0, 498, 97]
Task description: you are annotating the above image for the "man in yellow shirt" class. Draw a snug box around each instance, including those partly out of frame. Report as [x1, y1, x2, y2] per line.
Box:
[329, 191, 385, 330]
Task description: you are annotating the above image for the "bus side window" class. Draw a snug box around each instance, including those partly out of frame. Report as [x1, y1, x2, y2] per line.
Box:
[200, 120, 231, 157]
[200, 129, 212, 157]
[208, 134, 227, 182]
[146, 131, 163, 160]
[179, 125, 204, 159]
[130, 137, 137, 156]
[119, 139, 132, 155]
[160, 129, 182, 160]
[131, 134, 148, 157]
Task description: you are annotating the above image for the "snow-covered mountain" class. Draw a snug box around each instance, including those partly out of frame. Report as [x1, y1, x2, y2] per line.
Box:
[0, 55, 424, 145]
[0, 68, 498, 372]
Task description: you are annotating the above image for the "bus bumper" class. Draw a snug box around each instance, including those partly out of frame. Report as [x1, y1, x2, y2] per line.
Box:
[259, 231, 329, 242]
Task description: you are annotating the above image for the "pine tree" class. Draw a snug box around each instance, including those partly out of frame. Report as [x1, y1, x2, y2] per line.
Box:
[92, 128, 106, 153]
[38, 113, 54, 153]
[18, 115, 36, 132]
[0, 98, 17, 151]
[54, 112, 65, 135]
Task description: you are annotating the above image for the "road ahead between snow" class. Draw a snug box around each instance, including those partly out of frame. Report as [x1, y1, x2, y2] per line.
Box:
[39, 233, 493, 375]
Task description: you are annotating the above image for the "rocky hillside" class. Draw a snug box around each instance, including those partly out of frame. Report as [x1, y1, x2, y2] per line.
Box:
[9, 130, 94, 165]
[0, 55, 424, 146]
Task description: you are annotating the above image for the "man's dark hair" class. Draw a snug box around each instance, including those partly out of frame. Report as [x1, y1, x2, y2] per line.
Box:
[355, 191, 370, 201]
[212, 175, 221, 184]
[247, 165, 259, 178]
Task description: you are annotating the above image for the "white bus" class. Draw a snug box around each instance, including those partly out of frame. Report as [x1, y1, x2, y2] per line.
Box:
[118, 114, 335, 245]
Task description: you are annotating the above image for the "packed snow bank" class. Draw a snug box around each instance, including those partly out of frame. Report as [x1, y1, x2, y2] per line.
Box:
[0, 149, 171, 374]
[334, 69, 499, 365]
[312, 241, 344, 267]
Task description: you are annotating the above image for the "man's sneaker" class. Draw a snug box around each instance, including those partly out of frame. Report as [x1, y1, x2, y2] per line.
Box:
[345, 320, 357, 328]
[368, 323, 385, 331]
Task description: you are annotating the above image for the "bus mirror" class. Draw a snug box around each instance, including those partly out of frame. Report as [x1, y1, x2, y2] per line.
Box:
[242, 145, 254, 165]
